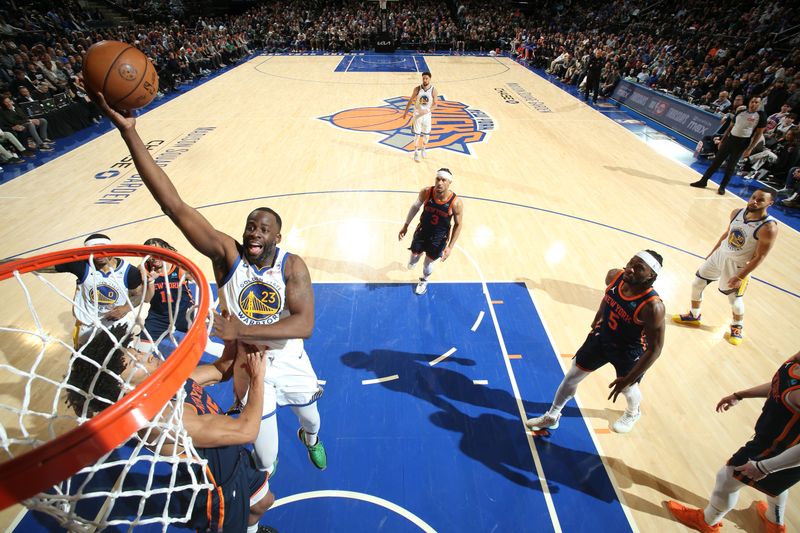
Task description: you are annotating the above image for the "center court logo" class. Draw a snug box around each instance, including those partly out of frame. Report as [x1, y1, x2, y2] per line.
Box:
[319, 96, 494, 155]
[237, 280, 282, 323]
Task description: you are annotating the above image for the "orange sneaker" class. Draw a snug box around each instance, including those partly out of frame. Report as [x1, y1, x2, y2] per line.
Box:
[756, 501, 786, 533]
[666, 501, 722, 532]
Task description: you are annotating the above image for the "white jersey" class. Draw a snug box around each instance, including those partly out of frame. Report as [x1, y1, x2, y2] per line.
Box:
[720, 208, 777, 262]
[73, 259, 136, 326]
[415, 84, 434, 115]
[221, 247, 302, 357]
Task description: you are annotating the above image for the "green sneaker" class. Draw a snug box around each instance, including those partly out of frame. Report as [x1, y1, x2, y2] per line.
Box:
[298, 428, 327, 470]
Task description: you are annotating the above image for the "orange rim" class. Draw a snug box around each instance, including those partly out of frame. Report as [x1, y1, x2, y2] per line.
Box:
[0, 245, 210, 509]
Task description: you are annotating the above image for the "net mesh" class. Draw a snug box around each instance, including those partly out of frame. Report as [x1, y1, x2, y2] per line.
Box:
[0, 247, 213, 531]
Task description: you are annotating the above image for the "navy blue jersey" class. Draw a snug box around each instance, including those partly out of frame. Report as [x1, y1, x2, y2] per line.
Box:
[749, 358, 800, 459]
[418, 187, 456, 237]
[598, 271, 660, 350]
[145, 265, 194, 333]
[180, 379, 268, 532]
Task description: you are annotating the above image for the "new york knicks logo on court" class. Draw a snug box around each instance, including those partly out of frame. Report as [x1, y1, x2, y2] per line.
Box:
[88, 285, 119, 307]
[727, 228, 746, 250]
[319, 96, 494, 155]
[237, 280, 282, 323]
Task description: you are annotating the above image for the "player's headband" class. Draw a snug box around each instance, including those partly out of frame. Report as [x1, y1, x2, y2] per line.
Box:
[84, 236, 112, 247]
[635, 251, 661, 275]
[436, 169, 453, 182]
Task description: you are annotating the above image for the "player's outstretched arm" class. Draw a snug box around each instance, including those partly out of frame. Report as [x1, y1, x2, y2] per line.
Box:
[399, 188, 427, 240]
[89, 90, 237, 270]
[608, 298, 665, 401]
[442, 196, 463, 261]
[183, 347, 266, 447]
[403, 86, 419, 118]
[212, 254, 315, 342]
[716, 381, 771, 412]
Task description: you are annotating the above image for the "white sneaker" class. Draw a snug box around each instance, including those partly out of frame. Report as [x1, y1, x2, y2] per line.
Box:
[414, 278, 428, 295]
[421, 147, 426, 158]
[407, 261, 415, 271]
[611, 411, 641, 433]
[525, 413, 560, 430]
[414, 151, 420, 162]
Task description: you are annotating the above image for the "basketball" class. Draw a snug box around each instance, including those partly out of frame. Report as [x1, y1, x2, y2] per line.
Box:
[82, 40, 159, 111]
[331, 107, 411, 131]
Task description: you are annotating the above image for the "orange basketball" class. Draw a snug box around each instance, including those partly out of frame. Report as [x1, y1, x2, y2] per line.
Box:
[331, 107, 411, 131]
[82, 41, 159, 111]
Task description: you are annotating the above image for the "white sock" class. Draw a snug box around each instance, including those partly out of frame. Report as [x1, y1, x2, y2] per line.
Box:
[690, 307, 701, 318]
[621, 383, 641, 416]
[304, 431, 318, 446]
[766, 491, 788, 525]
[247, 524, 259, 533]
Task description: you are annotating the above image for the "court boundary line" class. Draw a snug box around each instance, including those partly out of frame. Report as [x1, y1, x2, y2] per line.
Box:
[8, 189, 797, 299]
[458, 254, 563, 531]
[525, 287, 639, 533]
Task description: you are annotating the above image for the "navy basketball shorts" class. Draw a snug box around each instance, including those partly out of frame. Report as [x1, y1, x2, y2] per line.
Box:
[728, 441, 800, 497]
[574, 332, 644, 381]
[410, 229, 448, 259]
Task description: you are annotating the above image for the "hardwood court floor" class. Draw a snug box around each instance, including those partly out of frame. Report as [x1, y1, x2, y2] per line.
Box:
[1, 55, 798, 531]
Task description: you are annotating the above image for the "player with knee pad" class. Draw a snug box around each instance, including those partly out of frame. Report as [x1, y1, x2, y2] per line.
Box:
[402, 71, 437, 162]
[526, 251, 665, 434]
[667, 350, 800, 533]
[673, 189, 778, 345]
[398, 168, 464, 295]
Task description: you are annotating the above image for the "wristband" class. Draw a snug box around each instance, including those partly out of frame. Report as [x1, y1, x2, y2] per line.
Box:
[733, 392, 743, 401]
[755, 461, 768, 475]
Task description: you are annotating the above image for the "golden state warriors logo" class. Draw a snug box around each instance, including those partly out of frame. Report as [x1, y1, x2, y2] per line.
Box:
[88, 284, 120, 306]
[320, 96, 494, 155]
[238, 280, 282, 322]
[727, 229, 746, 250]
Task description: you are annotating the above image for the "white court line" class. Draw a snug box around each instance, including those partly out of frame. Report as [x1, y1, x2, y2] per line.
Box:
[459, 249, 563, 532]
[412, 55, 420, 72]
[272, 490, 436, 532]
[429, 347, 456, 366]
[362, 374, 399, 385]
[473, 380, 488, 385]
[287, 215, 562, 531]
[526, 288, 639, 532]
[344, 54, 356, 72]
[470, 310, 485, 331]
[5, 507, 28, 532]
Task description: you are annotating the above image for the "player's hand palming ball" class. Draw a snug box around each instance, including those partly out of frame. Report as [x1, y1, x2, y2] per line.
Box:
[82, 41, 159, 111]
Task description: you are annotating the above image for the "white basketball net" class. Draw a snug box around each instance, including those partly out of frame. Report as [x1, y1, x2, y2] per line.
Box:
[0, 251, 213, 531]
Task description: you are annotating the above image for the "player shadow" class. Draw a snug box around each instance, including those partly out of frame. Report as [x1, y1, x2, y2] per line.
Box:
[603, 165, 687, 186]
[342, 349, 620, 499]
[666, 318, 722, 333]
[303, 256, 405, 281]
[604, 457, 759, 531]
[517, 277, 603, 312]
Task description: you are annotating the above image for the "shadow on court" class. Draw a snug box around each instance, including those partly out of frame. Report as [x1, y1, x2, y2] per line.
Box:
[342, 348, 621, 501]
[606, 457, 760, 531]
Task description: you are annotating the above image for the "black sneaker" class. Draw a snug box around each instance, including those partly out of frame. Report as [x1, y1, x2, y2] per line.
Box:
[689, 180, 707, 188]
[38, 145, 54, 152]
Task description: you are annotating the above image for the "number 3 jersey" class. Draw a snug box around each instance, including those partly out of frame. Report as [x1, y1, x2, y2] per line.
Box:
[598, 271, 661, 350]
[220, 247, 301, 358]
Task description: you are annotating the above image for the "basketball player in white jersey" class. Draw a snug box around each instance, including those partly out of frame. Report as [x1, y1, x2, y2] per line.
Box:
[673, 189, 778, 345]
[35, 233, 143, 348]
[402, 71, 438, 162]
[90, 92, 327, 476]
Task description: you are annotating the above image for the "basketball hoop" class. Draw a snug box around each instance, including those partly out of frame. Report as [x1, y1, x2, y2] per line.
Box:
[0, 245, 213, 529]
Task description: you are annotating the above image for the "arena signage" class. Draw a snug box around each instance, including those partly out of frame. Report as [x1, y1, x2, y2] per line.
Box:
[610, 80, 719, 141]
[494, 88, 519, 104]
[94, 127, 216, 205]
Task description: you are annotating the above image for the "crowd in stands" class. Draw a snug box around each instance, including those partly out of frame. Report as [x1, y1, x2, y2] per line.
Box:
[1, 0, 799, 208]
